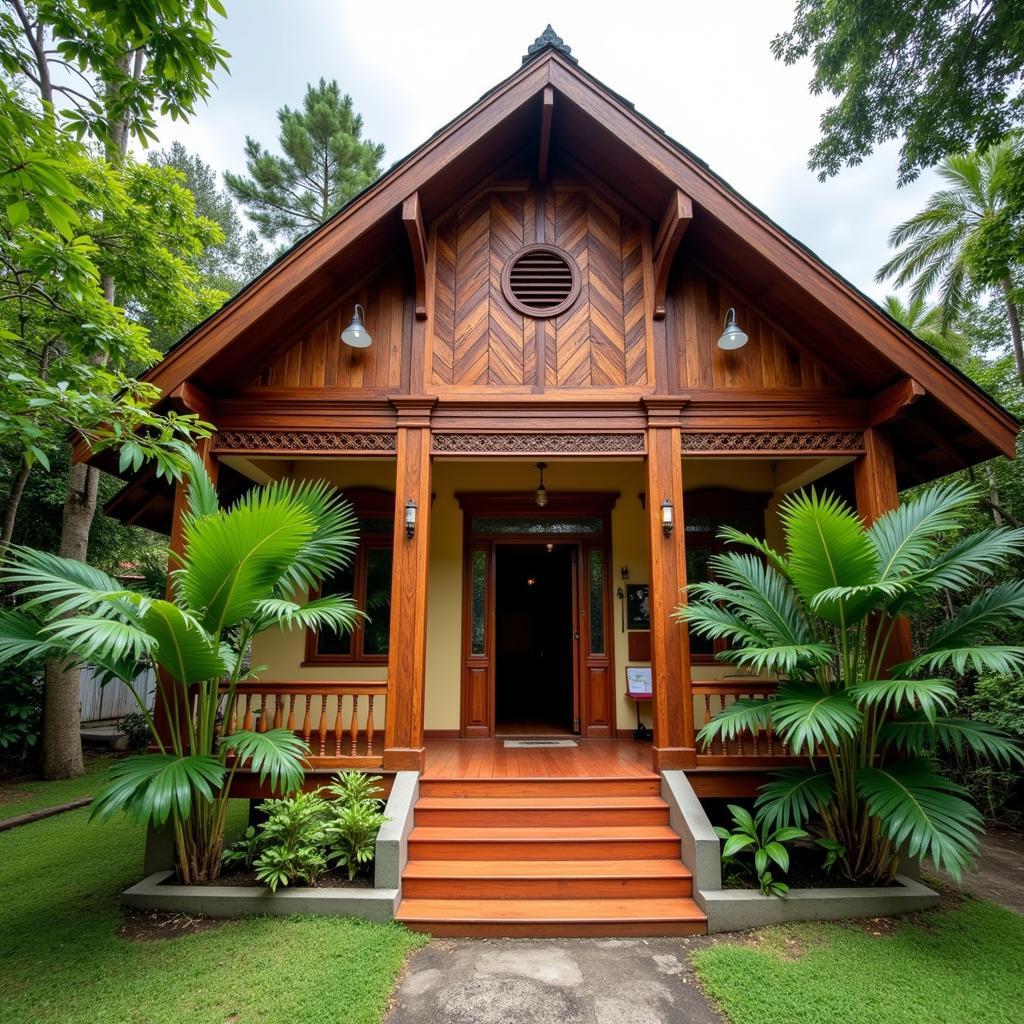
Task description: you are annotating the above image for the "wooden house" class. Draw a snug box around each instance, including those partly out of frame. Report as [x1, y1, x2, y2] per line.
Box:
[101, 28, 1017, 935]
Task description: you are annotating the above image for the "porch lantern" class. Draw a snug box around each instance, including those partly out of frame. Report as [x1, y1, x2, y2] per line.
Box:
[717, 307, 748, 350]
[660, 498, 674, 537]
[341, 303, 372, 348]
[534, 462, 549, 507]
[404, 498, 417, 538]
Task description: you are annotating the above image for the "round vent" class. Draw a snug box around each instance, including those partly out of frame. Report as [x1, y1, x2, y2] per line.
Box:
[501, 244, 580, 318]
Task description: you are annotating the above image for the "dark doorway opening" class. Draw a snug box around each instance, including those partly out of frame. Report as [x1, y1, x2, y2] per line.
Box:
[494, 544, 576, 735]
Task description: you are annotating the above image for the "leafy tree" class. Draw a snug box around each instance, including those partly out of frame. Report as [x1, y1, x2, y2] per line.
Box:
[225, 78, 384, 245]
[0, 454, 363, 881]
[680, 484, 1024, 883]
[876, 140, 1024, 383]
[148, 141, 268, 304]
[0, 0, 229, 779]
[882, 293, 970, 364]
[772, 1, 1024, 185]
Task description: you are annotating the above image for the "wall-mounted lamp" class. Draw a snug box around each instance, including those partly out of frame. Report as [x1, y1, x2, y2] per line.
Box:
[341, 303, 372, 348]
[404, 498, 417, 538]
[620, 565, 630, 580]
[660, 498, 674, 537]
[717, 307, 748, 350]
[534, 462, 549, 508]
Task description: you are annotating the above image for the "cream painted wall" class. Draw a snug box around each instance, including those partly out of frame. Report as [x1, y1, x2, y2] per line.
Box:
[245, 454, 844, 738]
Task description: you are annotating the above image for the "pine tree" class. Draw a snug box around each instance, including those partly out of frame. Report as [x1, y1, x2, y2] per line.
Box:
[225, 79, 384, 245]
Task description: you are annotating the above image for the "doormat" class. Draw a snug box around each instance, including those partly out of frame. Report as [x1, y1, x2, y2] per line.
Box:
[502, 739, 579, 748]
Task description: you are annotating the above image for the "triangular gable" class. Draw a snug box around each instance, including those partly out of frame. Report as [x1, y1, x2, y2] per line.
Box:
[139, 37, 1017, 458]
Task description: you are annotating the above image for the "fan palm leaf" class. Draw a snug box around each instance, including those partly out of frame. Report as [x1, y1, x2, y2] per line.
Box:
[856, 760, 983, 879]
[881, 713, 1024, 766]
[778, 489, 879, 626]
[755, 767, 836, 829]
[846, 678, 958, 723]
[770, 683, 863, 754]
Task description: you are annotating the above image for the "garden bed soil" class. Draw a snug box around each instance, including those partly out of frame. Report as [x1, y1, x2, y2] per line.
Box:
[724, 843, 898, 891]
[118, 909, 226, 942]
[170, 868, 373, 890]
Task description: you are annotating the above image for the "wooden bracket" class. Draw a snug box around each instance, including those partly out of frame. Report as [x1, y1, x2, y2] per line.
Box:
[538, 86, 554, 183]
[402, 192, 428, 320]
[168, 381, 214, 421]
[652, 189, 693, 320]
[869, 376, 924, 427]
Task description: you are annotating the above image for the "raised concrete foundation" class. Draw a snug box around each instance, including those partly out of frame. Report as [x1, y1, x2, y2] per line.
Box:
[123, 771, 420, 920]
[664, 769, 940, 932]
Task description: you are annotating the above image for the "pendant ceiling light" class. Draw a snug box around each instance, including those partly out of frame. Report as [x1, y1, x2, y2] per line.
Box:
[534, 462, 549, 507]
[717, 307, 748, 350]
[341, 303, 372, 348]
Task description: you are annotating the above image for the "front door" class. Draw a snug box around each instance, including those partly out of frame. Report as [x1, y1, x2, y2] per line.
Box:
[457, 492, 616, 738]
[494, 543, 577, 735]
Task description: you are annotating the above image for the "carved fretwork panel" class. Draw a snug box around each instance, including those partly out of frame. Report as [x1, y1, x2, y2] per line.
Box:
[430, 183, 651, 391]
[247, 262, 407, 391]
[669, 260, 842, 392]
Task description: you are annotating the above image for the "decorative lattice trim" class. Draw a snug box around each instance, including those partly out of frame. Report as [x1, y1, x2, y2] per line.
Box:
[432, 432, 646, 455]
[213, 431, 397, 454]
[680, 431, 864, 454]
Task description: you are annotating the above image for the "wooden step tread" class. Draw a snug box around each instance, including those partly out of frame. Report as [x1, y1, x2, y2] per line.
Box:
[409, 825, 679, 841]
[396, 897, 705, 924]
[402, 859, 690, 879]
[415, 797, 668, 810]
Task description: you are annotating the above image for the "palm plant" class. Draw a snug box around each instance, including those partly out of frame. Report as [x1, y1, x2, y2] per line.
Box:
[0, 451, 362, 882]
[677, 482, 1024, 883]
[876, 138, 1023, 382]
[882, 294, 970, 365]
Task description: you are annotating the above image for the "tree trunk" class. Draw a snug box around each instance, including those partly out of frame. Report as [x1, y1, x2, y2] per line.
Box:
[41, 456, 100, 778]
[1, 459, 32, 547]
[38, 43, 137, 778]
[1000, 278, 1024, 386]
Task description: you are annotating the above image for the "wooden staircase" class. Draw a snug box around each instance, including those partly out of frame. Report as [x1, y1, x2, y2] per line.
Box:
[395, 776, 707, 937]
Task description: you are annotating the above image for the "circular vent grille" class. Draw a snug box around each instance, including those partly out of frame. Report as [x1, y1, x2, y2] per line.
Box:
[501, 244, 581, 318]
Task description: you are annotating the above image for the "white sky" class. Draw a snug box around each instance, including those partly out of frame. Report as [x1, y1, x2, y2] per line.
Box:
[152, 0, 941, 303]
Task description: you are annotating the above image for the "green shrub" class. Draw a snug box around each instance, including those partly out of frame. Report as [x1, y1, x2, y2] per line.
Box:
[250, 791, 330, 892]
[118, 712, 151, 752]
[326, 799, 387, 881]
[715, 804, 808, 896]
[0, 665, 42, 775]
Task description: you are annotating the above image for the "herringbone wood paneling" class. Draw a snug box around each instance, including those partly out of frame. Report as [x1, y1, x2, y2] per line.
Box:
[430, 183, 652, 391]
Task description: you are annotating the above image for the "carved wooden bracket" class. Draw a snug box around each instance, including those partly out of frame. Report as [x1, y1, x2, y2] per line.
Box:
[538, 86, 554, 183]
[402, 192, 428, 319]
[869, 376, 925, 426]
[652, 189, 693, 320]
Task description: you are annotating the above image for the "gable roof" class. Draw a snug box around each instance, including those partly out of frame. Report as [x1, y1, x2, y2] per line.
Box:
[139, 31, 1017, 466]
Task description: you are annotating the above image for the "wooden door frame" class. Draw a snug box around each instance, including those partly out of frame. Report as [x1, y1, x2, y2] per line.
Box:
[455, 492, 619, 738]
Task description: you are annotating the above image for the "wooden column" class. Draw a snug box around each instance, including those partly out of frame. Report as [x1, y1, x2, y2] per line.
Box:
[151, 435, 218, 748]
[383, 397, 436, 771]
[854, 425, 913, 667]
[643, 398, 696, 770]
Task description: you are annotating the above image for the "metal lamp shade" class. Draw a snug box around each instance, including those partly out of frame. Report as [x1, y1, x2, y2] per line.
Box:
[341, 304, 372, 348]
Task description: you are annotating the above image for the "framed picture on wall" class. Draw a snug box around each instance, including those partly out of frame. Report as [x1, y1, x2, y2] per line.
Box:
[626, 583, 650, 630]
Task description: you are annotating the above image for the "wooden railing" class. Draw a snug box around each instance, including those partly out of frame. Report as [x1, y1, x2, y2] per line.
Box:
[692, 678, 799, 766]
[221, 681, 388, 769]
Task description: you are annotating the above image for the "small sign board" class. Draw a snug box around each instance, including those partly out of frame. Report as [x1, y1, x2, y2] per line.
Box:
[625, 666, 653, 697]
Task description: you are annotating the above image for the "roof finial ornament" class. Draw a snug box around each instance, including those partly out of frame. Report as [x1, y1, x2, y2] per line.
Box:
[522, 25, 578, 65]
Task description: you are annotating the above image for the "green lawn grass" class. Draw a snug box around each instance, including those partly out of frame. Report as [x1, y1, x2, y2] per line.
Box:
[693, 898, 1024, 1024]
[0, 754, 114, 819]
[0, 764, 426, 1024]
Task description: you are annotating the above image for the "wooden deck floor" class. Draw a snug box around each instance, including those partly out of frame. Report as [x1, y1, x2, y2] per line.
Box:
[423, 738, 657, 779]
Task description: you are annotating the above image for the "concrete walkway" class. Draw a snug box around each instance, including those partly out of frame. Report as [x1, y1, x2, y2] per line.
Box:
[961, 829, 1024, 914]
[385, 936, 722, 1024]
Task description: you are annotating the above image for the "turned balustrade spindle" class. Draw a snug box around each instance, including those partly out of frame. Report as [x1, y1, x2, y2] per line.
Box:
[272, 695, 283, 730]
[257, 694, 268, 733]
[242, 693, 253, 732]
[285, 694, 296, 732]
[335, 696, 345, 757]
[365, 695, 375, 756]
[301, 695, 313, 746]
[318, 695, 328, 757]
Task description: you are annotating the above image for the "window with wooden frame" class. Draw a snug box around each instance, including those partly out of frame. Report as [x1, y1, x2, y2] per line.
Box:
[304, 490, 394, 665]
[684, 488, 770, 663]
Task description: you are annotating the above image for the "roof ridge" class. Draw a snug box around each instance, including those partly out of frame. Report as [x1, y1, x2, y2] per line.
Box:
[522, 25, 577, 65]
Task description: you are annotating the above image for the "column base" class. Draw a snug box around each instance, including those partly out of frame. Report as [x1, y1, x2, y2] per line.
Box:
[653, 745, 698, 771]
[383, 746, 426, 772]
